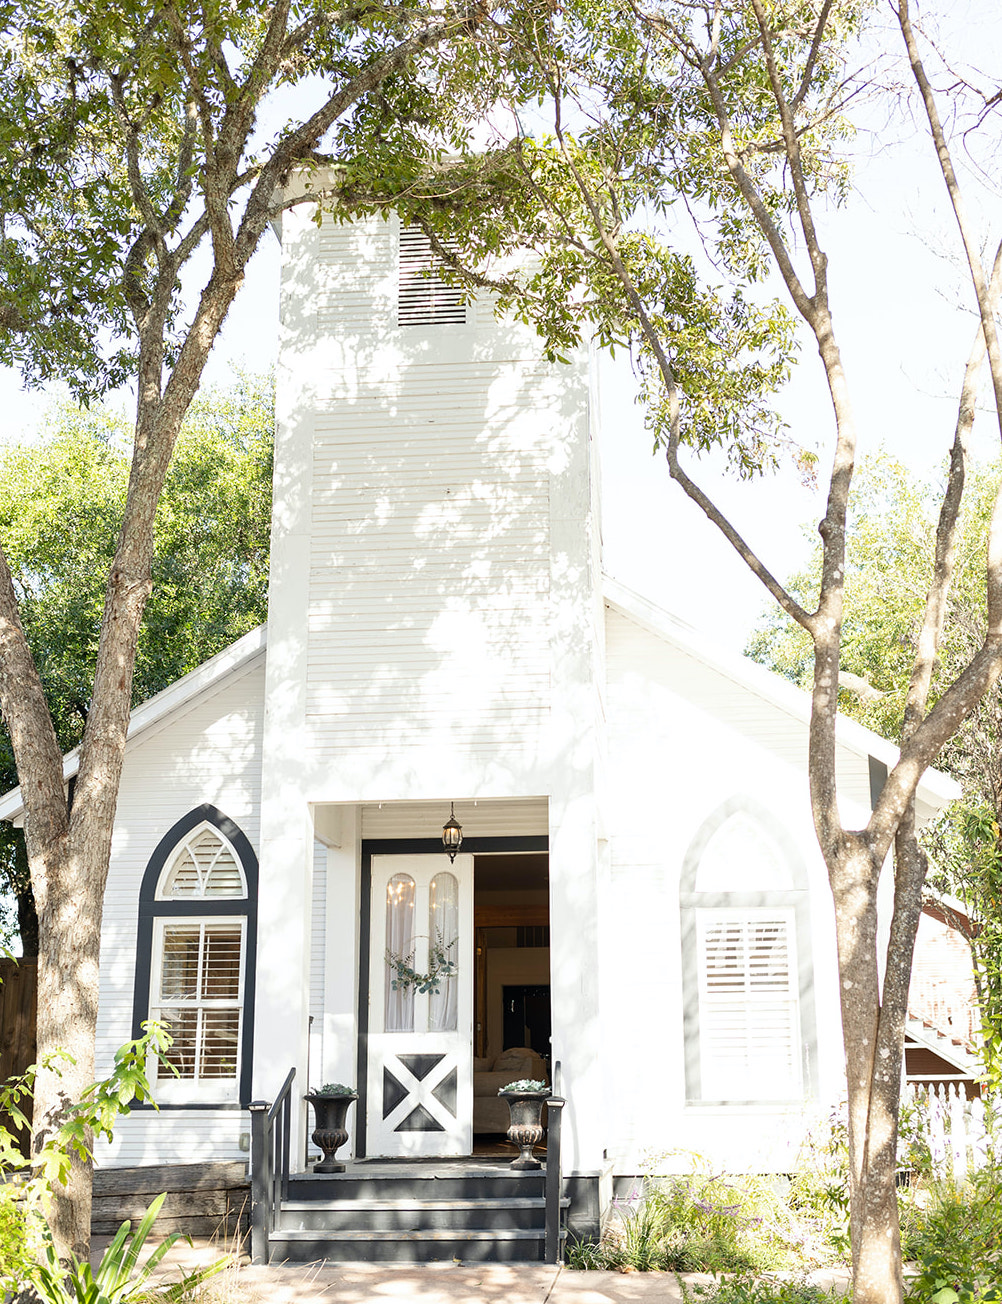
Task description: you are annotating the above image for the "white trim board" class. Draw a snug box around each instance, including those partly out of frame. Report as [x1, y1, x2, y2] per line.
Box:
[0, 625, 267, 821]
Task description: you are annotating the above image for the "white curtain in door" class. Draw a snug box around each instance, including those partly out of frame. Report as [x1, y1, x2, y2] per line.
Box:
[428, 871, 458, 1032]
[384, 873, 415, 1032]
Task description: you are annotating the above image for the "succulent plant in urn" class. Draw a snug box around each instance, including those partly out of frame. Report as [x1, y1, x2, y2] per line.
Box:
[498, 1078, 549, 1170]
[305, 1083, 358, 1173]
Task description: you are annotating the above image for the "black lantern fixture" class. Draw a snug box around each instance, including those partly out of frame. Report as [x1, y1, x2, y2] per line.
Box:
[442, 802, 463, 862]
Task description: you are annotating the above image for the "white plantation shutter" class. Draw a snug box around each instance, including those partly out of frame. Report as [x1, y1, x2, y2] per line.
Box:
[697, 908, 801, 1100]
[153, 921, 244, 1083]
[150, 822, 249, 1094]
[160, 826, 244, 898]
[397, 224, 467, 326]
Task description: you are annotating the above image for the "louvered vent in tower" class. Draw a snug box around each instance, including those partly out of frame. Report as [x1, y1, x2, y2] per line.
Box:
[398, 224, 467, 327]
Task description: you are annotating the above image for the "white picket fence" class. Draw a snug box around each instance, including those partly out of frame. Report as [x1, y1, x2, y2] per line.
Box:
[902, 1083, 998, 1182]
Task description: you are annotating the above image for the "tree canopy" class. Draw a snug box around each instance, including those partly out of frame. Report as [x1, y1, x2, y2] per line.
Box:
[0, 0, 511, 1257]
[748, 451, 1002, 1083]
[0, 373, 273, 953]
[370, 4, 1002, 1297]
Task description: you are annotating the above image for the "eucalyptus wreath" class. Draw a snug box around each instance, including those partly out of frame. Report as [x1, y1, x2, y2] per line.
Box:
[386, 930, 458, 994]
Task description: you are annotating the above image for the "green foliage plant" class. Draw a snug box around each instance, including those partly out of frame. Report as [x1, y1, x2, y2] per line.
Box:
[563, 1235, 607, 1270]
[788, 1106, 852, 1266]
[499, 1079, 548, 1094]
[315, 1083, 355, 1096]
[0, 1023, 185, 1300]
[385, 930, 458, 995]
[685, 1277, 843, 1304]
[568, 1157, 812, 1275]
[30, 1191, 226, 1304]
[901, 1162, 1002, 1304]
[0, 374, 275, 955]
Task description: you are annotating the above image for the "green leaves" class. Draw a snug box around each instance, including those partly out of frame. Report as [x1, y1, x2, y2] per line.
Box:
[30, 1190, 228, 1304]
[0, 373, 273, 763]
[332, 0, 855, 479]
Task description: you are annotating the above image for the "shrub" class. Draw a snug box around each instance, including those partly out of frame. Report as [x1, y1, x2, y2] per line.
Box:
[902, 1162, 1002, 1303]
[687, 1277, 844, 1304]
[569, 1165, 809, 1274]
[0, 1184, 36, 1298]
[30, 1192, 225, 1304]
[0, 1018, 228, 1302]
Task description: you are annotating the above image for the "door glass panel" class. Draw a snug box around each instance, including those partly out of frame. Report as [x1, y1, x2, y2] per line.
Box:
[385, 873, 416, 1032]
[429, 871, 458, 1032]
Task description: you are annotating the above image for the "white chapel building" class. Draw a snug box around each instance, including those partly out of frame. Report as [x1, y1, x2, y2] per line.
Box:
[0, 206, 957, 1251]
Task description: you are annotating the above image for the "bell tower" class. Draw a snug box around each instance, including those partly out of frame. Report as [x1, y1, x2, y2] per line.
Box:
[254, 203, 607, 1174]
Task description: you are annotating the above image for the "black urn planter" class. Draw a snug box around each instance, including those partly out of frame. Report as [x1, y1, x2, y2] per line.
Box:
[501, 1090, 549, 1170]
[305, 1092, 357, 1173]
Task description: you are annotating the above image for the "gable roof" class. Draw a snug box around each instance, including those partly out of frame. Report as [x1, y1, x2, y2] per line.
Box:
[0, 577, 962, 825]
[602, 574, 961, 821]
[0, 624, 266, 822]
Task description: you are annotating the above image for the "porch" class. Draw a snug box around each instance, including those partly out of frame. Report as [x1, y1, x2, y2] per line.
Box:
[249, 1072, 568, 1264]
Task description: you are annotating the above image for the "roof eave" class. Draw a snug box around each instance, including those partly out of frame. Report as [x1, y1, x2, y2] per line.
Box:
[602, 573, 961, 815]
[0, 623, 267, 823]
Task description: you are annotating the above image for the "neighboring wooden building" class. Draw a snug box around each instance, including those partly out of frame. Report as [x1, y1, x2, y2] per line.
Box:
[0, 210, 960, 1256]
[906, 898, 984, 1099]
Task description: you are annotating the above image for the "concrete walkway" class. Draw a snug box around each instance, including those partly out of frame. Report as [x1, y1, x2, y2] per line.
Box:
[126, 1238, 851, 1303]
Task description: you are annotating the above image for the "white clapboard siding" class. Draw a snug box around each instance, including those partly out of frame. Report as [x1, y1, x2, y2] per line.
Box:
[94, 657, 266, 1163]
[314, 214, 393, 315]
[304, 354, 557, 762]
[95, 1110, 250, 1168]
[604, 607, 872, 815]
[696, 909, 801, 1101]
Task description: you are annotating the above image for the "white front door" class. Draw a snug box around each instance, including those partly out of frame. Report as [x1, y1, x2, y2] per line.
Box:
[366, 854, 474, 1157]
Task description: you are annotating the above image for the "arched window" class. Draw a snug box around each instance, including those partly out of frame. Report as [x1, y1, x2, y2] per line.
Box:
[680, 800, 816, 1104]
[132, 806, 258, 1106]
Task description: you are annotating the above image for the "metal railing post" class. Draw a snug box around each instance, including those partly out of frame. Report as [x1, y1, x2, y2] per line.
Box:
[248, 1100, 270, 1265]
[544, 1096, 565, 1264]
[281, 1089, 292, 1201]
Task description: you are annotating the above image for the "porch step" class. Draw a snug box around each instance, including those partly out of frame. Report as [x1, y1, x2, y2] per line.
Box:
[268, 1166, 565, 1262]
[278, 1195, 563, 1233]
[285, 1171, 546, 1204]
[267, 1226, 565, 1263]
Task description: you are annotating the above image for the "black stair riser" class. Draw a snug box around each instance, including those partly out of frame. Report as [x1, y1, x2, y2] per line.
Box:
[277, 1206, 544, 1232]
[266, 1235, 549, 1263]
[285, 1177, 545, 1202]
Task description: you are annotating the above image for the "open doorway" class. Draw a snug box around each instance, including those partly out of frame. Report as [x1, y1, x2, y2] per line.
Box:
[472, 853, 550, 1151]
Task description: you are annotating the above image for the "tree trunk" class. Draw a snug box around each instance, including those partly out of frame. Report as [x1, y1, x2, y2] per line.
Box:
[30, 831, 104, 1258]
[830, 840, 904, 1304]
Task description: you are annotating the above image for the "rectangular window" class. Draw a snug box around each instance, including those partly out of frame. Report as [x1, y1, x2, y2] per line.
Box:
[397, 224, 467, 327]
[151, 920, 244, 1092]
[696, 908, 801, 1101]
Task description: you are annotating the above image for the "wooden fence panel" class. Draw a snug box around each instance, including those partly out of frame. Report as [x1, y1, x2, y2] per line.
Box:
[0, 956, 37, 1158]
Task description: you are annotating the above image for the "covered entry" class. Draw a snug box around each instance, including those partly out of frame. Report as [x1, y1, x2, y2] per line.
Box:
[355, 806, 549, 1160]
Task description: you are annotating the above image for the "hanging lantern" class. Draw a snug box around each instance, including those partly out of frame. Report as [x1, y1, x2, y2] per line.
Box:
[442, 802, 463, 862]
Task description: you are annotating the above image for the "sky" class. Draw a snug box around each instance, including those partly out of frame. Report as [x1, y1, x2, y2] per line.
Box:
[1, 3, 1000, 653]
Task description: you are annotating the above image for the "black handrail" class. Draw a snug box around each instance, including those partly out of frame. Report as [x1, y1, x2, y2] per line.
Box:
[248, 1066, 296, 1264]
[544, 1096, 565, 1264]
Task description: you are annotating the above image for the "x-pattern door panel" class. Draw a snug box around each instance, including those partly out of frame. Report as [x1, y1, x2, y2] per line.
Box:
[366, 855, 473, 1158]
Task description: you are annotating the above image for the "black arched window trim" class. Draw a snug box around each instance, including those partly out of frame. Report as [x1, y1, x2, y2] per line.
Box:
[130, 804, 258, 1109]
